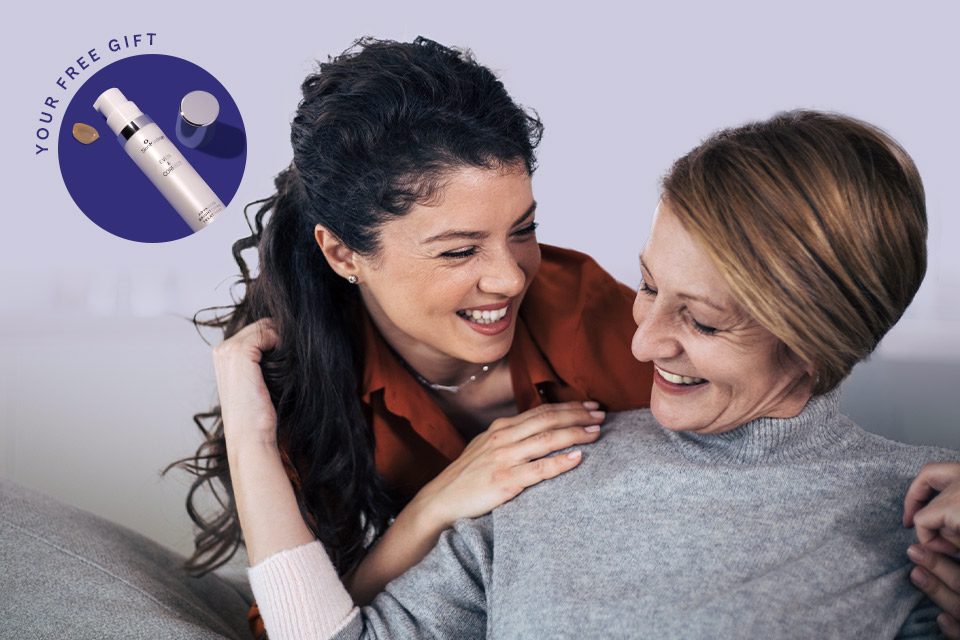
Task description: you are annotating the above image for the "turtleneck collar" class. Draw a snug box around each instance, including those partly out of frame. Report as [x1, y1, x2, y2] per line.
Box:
[665, 387, 862, 464]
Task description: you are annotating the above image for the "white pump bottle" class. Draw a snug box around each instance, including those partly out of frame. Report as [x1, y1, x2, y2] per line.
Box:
[93, 88, 224, 232]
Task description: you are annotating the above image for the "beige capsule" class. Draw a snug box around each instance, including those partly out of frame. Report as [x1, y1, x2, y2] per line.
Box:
[72, 122, 100, 144]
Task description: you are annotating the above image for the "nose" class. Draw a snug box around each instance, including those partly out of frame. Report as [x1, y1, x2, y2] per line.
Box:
[631, 294, 682, 363]
[477, 247, 526, 298]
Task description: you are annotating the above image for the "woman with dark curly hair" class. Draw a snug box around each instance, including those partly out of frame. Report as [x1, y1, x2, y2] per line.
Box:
[168, 38, 960, 638]
[167, 36, 654, 637]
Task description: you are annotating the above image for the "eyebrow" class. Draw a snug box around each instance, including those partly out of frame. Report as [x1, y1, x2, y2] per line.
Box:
[639, 255, 730, 313]
[422, 201, 537, 244]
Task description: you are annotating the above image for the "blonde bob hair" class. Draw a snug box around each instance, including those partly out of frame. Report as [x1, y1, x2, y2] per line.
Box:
[662, 110, 927, 395]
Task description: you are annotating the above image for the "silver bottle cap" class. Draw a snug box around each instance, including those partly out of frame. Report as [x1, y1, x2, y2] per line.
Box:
[177, 90, 220, 149]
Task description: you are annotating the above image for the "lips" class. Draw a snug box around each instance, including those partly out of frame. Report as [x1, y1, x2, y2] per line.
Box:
[457, 306, 509, 324]
[457, 301, 513, 335]
[655, 365, 707, 386]
[456, 300, 512, 326]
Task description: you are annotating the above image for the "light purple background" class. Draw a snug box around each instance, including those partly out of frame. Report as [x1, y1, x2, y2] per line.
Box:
[3, 1, 958, 565]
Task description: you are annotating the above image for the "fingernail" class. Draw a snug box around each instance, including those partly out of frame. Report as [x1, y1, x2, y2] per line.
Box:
[566, 450, 582, 460]
[938, 612, 960, 634]
[582, 401, 600, 410]
[910, 566, 929, 588]
[585, 425, 601, 433]
[907, 545, 924, 562]
[589, 410, 606, 420]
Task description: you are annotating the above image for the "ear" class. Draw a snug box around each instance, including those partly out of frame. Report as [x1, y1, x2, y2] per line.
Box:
[776, 341, 816, 379]
[314, 224, 361, 281]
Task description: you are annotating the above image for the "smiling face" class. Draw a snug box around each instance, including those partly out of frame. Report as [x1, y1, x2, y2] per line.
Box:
[630, 202, 812, 434]
[353, 164, 541, 383]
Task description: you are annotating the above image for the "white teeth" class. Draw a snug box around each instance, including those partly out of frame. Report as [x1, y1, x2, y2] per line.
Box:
[655, 366, 706, 385]
[459, 306, 508, 325]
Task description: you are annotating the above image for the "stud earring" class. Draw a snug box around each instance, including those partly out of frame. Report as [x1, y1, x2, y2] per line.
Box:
[347, 275, 359, 284]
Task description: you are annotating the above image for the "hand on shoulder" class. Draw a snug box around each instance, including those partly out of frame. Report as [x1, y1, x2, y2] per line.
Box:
[904, 461, 960, 638]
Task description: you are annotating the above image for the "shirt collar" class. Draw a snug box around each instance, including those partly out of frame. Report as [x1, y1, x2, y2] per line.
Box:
[359, 306, 562, 459]
[359, 310, 467, 460]
[508, 313, 561, 409]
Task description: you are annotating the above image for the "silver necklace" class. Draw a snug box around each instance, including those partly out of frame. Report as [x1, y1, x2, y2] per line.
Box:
[411, 359, 502, 394]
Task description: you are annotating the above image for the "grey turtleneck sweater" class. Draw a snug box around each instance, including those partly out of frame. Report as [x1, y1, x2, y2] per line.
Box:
[248, 389, 959, 639]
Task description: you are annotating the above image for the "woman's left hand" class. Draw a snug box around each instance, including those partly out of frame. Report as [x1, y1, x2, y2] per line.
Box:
[903, 462, 960, 638]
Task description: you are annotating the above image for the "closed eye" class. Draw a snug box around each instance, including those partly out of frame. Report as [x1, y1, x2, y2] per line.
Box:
[439, 222, 538, 259]
[512, 221, 538, 237]
[691, 319, 718, 336]
[641, 281, 718, 336]
[439, 246, 478, 259]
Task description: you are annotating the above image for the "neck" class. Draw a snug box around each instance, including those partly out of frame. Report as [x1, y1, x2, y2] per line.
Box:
[360, 297, 493, 387]
[408, 352, 500, 389]
[668, 387, 855, 464]
[706, 373, 817, 435]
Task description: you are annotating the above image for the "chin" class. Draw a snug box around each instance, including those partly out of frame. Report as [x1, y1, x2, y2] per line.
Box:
[473, 342, 513, 365]
[650, 394, 702, 432]
[466, 328, 516, 362]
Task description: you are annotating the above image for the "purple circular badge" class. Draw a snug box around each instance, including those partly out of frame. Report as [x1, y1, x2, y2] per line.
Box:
[59, 54, 247, 243]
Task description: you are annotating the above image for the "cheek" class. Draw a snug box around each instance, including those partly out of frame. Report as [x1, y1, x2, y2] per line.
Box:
[686, 340, 750, 389]
[367, 262, 454, 318]
[724, 340, 789, 391]
[405, 272, 476, 315]
[415, 264, 494, 316]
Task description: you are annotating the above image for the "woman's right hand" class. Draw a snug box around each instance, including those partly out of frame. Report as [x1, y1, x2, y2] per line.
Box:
[411, 401, 606, 528]
[212, 318, 320, 567]
[212, 317, 281, 448]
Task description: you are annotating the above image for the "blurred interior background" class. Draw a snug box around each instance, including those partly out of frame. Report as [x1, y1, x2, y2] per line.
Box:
[3, 2, 957, 574]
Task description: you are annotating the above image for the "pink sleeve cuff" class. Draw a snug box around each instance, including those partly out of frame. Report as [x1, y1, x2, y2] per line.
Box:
[248, 540, 359, 640]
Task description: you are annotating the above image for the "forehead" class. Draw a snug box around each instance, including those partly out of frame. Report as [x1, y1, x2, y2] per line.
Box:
[433, 164, 532, 206]
[390, 165, 534, 236]
[643, 202, 733, 298]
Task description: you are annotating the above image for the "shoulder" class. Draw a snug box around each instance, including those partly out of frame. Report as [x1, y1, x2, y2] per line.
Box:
[512, 410, 664, 502]
[521, 244, 653, 410]
[843, 417, 960, 476]
[593, 410, 664, 447]
[580, 410, 670, 466]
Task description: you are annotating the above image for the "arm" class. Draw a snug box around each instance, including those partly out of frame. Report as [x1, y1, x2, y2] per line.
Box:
[904, 462, 960, 638]
[250, 516, 494, 640]
[341, 494, 445, 605]
[236, 442, 357, 638]
[216, 319, 602, 635]
[214, 319, 316, 566]
[215, 319, 356, 638]
[343, 400, 604, 604]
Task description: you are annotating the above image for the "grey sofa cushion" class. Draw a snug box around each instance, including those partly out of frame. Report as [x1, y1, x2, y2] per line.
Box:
[0, 480, 252, 639]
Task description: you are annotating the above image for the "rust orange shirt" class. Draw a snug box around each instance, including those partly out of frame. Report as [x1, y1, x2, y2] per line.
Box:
[361, 243, 653, 499]
[248, 244, 653, 638]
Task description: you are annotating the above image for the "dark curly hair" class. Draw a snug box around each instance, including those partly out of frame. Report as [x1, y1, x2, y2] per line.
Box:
[164, 36, 544, 577]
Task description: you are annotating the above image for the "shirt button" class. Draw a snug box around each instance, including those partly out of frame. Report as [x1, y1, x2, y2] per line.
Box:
[538, 388, 545, 395]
